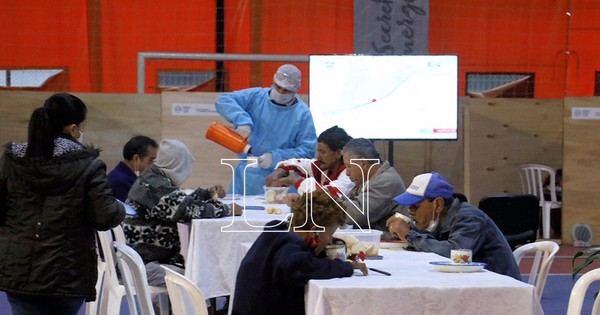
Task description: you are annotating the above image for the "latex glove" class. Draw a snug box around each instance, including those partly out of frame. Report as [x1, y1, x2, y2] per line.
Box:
[258, 152, 273, 169]
[235, 125, 251, 139]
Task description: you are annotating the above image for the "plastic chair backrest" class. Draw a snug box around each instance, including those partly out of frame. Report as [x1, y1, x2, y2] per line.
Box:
[567, 268, 600, 315]
[113, 224, 127, 244]
[97, 226, 169, 315]
[85, 240, 105, 315]
[161, 266, 209, 315]
[520, 164, 559, 204]
[513, 241, 559, 299]
[97, 229, 123, 298]
[114, 242, 156, 315]
[478, 194, 540, 250]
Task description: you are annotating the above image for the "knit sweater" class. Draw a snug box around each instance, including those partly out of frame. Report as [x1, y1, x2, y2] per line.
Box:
[232, 220, 354, 315]
[123, 164, 229, 266]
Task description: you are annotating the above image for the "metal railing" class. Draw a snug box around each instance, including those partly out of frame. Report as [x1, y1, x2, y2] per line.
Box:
[137, 52, 308, 94]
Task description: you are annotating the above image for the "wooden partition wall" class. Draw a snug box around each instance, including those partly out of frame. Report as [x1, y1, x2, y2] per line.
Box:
[2, 91, 599, 244]
[563, 98, 600, 245]
[0, 91, 161, 171]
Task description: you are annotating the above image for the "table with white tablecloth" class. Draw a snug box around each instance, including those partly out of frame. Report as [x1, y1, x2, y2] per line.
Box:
[305, 249, 544, 315]
[184, 195, 290, 299]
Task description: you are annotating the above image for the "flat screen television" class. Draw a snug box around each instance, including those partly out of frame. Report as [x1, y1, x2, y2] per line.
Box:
[308, 54, 458, 140]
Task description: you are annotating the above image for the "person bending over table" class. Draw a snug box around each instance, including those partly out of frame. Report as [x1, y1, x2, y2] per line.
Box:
[265, 125, 354, 204]
[232, 190, 368, 315]
[123, 139, 242, 286]
[341, 138, 407, 240]
[386, 172, 521, 280]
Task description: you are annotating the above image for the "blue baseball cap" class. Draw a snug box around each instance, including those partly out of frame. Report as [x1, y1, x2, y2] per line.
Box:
[393, 172, 454, 206]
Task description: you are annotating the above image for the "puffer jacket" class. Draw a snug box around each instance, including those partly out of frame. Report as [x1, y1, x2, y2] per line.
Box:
[0, 138, 125, 301]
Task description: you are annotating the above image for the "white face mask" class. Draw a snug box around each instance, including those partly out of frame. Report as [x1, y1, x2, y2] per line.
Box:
[270, 88, 295, 106]
[76, 126, 84, 143]
[134, 159, 140, 177]
[77, 133, 84, 143]
[425, 207, 440, 232]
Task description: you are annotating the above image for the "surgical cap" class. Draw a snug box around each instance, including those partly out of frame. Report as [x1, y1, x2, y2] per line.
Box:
[273, 64, 301, 93]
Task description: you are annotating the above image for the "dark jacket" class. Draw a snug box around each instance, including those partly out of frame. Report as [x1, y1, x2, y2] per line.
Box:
[0, 139, 125, 301]
[232, 220, 354, 315]
[407, 199, 522, 280]
[107, 160, 137, 202]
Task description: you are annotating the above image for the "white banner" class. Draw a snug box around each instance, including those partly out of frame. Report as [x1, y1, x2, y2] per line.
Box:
[171, 103, 219, 116]
[572, 107, 600, 120]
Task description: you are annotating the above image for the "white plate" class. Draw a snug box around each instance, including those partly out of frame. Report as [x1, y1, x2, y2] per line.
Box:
[429, 261, 487, 273]
[380, 241, 408, 249]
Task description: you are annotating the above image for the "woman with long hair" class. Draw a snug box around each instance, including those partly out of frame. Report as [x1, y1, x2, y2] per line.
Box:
[0, 93, 125, 315]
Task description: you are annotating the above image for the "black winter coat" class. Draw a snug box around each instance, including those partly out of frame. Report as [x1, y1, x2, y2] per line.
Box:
[0, 139, 125, 301]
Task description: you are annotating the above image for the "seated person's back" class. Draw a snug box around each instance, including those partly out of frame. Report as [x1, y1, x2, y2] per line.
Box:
[232, 190, 367, 315]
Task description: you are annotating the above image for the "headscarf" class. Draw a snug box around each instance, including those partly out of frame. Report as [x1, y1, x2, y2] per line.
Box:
[155, 139, 195, 186]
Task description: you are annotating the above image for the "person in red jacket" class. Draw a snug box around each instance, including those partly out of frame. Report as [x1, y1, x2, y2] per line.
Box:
[265, 126, 353, 203]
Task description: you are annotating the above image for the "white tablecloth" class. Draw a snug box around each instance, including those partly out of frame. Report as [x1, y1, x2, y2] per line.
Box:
[184, 195, 290, 299]
[305, 249, 544, 315]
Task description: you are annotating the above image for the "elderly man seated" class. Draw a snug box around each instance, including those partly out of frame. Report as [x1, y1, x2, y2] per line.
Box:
[265, 125, 354, 201]
[341, 138, 406, 239]
[386, 172, 521, 280]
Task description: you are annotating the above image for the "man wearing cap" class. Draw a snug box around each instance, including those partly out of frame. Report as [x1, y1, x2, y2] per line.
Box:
[215, 64, 317, 195]
[386, 172, 521, 280]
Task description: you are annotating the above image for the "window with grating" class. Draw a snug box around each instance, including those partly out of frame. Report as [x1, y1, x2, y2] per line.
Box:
[158, 71, 216, 90]
[466, 73, 535, 98]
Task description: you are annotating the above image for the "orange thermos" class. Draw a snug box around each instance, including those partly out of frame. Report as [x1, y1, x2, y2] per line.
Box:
[205, 121, 252, 154]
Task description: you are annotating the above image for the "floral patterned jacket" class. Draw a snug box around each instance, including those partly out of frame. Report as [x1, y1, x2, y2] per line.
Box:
[123, 164, 229, 266]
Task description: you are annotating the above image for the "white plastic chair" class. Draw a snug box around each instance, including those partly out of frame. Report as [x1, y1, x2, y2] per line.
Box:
[520, 164, 562, 239]
[97, 226, 168, 315]
[161, 265, 209, 315]
[114, 241, 156, 315]
[567, 268, 600, 315]
[513, 240, 559, 300]
[84, 243, 106, 315]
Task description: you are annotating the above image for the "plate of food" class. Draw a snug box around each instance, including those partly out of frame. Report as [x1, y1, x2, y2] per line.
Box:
[380, 240, 408, 249]
[429, 261, 487, 273]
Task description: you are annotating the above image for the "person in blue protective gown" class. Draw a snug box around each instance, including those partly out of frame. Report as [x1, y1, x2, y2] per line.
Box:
[215, 64, 317, 195]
